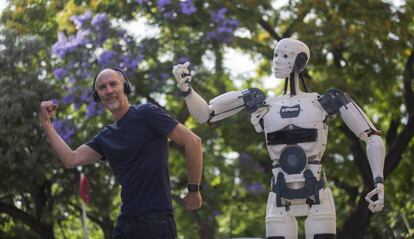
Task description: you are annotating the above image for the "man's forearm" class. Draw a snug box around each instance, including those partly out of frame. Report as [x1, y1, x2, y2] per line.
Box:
[185, 137, 203, 184]
[42, 121, 77, 168]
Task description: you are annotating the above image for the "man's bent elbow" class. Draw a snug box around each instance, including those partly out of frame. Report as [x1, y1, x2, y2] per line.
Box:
[191, 134, 202, 148]
[62, 153, 80, 169]
[62, 160, 78, 169]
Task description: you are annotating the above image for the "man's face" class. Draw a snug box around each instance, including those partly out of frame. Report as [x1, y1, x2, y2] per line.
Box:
[95, 69, 127, 111]
[272, 45, 296, 79]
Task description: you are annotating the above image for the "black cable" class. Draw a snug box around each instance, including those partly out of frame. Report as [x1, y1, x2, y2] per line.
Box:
[289, 72, 296, 95]
[300, 72, 309, 92]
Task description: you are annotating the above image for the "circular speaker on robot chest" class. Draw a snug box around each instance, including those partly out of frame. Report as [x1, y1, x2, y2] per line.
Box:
[279, 145, 307, 174]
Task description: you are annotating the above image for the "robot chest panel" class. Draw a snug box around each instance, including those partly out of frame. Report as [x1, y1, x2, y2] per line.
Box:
[263, 95, 325, 131]
[261, 95, 328, 160]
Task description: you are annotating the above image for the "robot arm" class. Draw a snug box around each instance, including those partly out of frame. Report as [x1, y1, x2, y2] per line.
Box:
[319, 89, 385, 212]
[173, 62, 267, 124]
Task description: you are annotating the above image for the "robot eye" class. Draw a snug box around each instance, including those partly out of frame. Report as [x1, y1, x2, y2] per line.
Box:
[283, 54, 288, 58]
[275, 53, 278, 57]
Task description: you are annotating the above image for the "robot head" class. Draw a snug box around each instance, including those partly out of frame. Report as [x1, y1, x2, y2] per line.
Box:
[272, 38, 310, 79]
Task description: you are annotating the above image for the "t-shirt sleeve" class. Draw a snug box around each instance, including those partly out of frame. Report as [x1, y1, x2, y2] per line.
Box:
[144, 103, 178, 136]
[85, 133, 105, 160]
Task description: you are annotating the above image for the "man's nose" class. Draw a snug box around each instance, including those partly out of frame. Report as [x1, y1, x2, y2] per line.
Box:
[105, 86, 115, 95]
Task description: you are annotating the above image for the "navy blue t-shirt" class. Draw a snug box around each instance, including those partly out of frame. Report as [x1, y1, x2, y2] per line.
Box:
[86, 103, 178, 215]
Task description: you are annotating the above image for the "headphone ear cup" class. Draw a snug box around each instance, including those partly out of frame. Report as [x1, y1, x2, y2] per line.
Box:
[93, 91, 101, 102]
[124, 82, 131, 95]
[293, 52, 308, 73]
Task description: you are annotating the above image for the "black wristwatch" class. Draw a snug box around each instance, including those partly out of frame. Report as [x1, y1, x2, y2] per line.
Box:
[187, 184, 201, 192]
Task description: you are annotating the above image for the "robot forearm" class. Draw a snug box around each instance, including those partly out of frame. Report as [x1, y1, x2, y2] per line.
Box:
[366, 134, 385, 183]
[183, 89, 211, 123]
[185, 88, 267, 124]
[182, 89, 246, 123]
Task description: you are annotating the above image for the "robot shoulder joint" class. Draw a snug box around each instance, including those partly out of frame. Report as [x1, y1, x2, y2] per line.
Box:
[242, 88, 267, 113]
[318, 88, 351, 116]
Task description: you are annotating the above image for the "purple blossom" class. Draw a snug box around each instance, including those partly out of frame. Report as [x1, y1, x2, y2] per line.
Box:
[75, 29, 91, 46]
[70, 11, 92, 30]
[180, 0, 196, 15]
[210, 8, 227, 23]
[244, 182, 264, 193]
[178, 56, 190, 64]
[52, 119, 75, 144]
[163, 10, 176, 20]
[121, 53, 144, 70]
[51, 98, 60, 105]
[207, 18, 239, 43]
[52, 32, 69, 58]
[62, 94, 75, 105]
[80, 88, 92, 102]
[98, 50, 117, 66]
[91, 13, 108, 29]
[64, 35, 78, 53]
[87, 101, 104, 118]
[53, 67, 67, 80]
[160, 72, 169, 80]
[136, 0, 148, 4]
[208, 210, 220, 221]
[157, 0, 171, 9]
[96, 32, 109, 46]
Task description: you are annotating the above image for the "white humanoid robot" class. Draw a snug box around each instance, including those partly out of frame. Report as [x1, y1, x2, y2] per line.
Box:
[173, 38, 385, 239]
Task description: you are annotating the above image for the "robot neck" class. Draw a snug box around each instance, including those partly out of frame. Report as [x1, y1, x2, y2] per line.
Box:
[283, 72, 309, 96]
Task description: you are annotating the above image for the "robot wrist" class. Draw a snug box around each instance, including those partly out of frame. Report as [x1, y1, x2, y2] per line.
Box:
[180, 86, 192, 97]
[374, 176, 384, 184]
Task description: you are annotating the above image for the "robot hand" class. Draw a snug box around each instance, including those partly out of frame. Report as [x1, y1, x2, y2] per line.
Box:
[173, 61, 192, 92]
[365, 183, 384, 213]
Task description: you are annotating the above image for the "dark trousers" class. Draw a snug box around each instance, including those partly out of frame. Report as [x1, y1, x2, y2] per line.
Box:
[113, 211, 177, 239]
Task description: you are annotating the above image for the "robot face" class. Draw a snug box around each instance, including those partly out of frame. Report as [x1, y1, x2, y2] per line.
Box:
[272, 38, 310, 79]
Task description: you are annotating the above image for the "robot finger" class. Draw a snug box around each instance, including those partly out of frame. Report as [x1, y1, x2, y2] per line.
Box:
[365, 188, 379, 201]
[182, 76, 192, 85]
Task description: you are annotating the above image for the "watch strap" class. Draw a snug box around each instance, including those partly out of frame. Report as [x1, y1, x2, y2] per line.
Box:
[187, 183, 201, 192]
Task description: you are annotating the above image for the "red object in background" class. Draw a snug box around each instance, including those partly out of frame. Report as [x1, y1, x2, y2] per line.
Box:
[80, 174, 91, 205]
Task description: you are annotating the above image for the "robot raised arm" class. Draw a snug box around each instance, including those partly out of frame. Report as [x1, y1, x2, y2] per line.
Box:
[319, 89, 385, 212]
[173, 62, 267, 124]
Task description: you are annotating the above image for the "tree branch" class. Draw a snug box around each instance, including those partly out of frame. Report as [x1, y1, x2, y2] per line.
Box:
[403, 49, 414, 114]
[258, 18, 281, 41]
[0, 201, 54, 238]
[340, 124, 373, 187]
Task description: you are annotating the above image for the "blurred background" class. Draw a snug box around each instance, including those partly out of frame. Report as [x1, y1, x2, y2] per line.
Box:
[0, 0, 413, 238]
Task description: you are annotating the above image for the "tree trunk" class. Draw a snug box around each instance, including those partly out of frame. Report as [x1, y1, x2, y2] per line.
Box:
[337, 192, 371, 239]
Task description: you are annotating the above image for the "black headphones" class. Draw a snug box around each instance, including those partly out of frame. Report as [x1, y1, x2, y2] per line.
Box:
[92, 67, 132, 102]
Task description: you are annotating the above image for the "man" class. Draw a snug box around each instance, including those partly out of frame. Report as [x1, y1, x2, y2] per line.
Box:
[39, 68, 203, 238]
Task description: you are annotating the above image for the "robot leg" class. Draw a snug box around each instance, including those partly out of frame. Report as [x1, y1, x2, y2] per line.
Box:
[304, 188, 336, 239]
[265, 192, 298, 239]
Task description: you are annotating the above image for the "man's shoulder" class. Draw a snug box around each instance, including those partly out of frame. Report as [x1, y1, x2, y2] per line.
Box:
[135, 102, 166, 114]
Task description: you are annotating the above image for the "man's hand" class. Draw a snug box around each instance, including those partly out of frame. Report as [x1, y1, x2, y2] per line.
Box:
[39, 100, 58, 126]
[365, 183, 384, 213]
[184, 191, 202, 211]
[172, 61, 192, 92]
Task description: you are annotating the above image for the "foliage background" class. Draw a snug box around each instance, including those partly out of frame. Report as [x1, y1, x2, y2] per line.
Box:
[0, 0, 413, 238]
